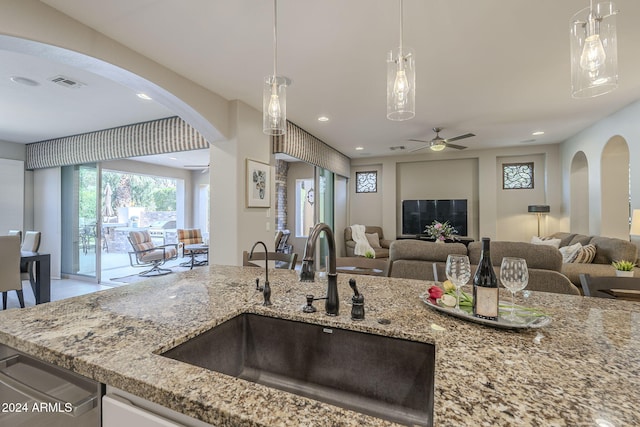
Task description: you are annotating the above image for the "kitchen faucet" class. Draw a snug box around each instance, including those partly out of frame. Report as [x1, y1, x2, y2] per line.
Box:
[249, 241, 271, 306]
[299, 223, 338, 316]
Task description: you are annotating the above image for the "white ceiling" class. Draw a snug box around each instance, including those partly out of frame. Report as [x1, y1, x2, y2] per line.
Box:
[4, 1, 640, 163]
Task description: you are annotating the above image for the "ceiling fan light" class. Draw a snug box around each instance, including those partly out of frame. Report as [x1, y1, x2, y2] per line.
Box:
[570, 1, 618, 99]
[430, 142, 446, 152]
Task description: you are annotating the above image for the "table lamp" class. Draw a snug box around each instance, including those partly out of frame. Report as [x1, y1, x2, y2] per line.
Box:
[528, 205, 550, 237]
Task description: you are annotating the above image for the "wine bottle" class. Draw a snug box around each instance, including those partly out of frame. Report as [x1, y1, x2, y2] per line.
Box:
[472, 237, 499, 320]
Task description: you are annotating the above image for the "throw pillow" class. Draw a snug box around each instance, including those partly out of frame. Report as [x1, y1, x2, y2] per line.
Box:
[559, 242, 582, 263]
[365, 233, 381, 248]
[572, 244, 597, 264]
[531, 235, 561, 248]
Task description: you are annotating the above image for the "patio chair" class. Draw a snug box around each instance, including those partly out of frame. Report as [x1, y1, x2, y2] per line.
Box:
[127, 230, 178, 277]
[177, 228, 208, 267]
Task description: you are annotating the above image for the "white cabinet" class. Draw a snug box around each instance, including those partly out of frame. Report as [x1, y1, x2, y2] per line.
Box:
[103, 387, 213, 427]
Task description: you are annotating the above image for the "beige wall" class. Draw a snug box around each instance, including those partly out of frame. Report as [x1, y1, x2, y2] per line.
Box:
[397, 158, 478, 239]
[210, 101, 273, 266]
[561, 99, 640, 237]
[496, 154, 547, 241]
[349, 164, 383, 228]
[350, 144, 563, 243]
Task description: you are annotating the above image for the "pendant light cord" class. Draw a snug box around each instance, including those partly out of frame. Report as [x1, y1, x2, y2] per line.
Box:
[399, 0, 403, 51]
[273, 0, 278, 78]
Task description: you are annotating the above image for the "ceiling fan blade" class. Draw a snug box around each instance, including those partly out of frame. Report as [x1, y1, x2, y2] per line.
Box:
[446, 143, 467, 150]
[445, 133, 475, 143]
[408, 145, 429, 153]
[408, 138, 429, 143]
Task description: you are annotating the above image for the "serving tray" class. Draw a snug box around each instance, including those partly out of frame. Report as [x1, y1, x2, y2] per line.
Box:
[419, 293, 552, 329]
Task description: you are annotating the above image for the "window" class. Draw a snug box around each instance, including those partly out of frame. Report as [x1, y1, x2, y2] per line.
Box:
[502, 162, 534, 189]
[356, 171, 377, 193]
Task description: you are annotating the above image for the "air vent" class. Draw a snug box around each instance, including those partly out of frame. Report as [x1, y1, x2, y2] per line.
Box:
[389, 145, 406, 151]
[49, 75, 85, 89]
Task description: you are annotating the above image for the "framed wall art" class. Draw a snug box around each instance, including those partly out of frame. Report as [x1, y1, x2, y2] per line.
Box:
[246, 159, 270, 208]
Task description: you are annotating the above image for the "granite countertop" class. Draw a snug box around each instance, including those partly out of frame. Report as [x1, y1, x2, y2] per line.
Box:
[0, 265, 639, 426]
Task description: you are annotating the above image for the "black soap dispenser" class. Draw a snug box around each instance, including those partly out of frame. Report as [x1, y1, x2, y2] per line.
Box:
[349, 278, 365, 321]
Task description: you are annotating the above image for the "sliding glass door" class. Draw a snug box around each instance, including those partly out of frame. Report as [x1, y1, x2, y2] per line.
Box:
[61, 164, 101, 281]
[317, 167, 334, 270]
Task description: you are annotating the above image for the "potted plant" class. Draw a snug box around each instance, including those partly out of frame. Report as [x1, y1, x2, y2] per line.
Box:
[424, 220, 459, 243]
[611, 260, 636, 277]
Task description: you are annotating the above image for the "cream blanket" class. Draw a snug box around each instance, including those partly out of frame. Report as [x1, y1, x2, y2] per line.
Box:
[351, 224, 375, 257]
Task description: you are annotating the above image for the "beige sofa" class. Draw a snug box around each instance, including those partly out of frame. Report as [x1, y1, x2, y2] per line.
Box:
[344, 226, 393, 258]
[548, 232, 639, 286]
[388, 239, 581, 295]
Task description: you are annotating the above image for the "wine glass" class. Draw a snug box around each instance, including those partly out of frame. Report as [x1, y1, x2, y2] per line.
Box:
[500, 257, 529, 322]
[445, 254, 471, 313]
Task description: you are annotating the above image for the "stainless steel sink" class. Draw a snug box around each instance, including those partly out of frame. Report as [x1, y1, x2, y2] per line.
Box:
[161, 313, 435, 426]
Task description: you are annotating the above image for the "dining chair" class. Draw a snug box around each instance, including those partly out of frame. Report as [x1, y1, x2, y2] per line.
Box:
[20, 231, 42, 289]
[579, 273, 640, 299]
[8, 229, 22, 243]
[21, 231, 41, 253]
[242, 251, 298, 270]
[0, 235, 24, 309]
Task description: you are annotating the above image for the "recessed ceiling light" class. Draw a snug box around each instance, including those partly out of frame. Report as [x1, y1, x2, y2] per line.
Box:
[317, 116, 329, 122]
[532, 131, 545, 136]
[137, 93, 152, 100]
[168, 156, 178, 160]
[10, 76, 40, 86]
[355, 146, 364, 151]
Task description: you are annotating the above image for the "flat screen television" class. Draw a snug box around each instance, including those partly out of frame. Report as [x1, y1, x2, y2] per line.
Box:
[402, 199, 468, 236]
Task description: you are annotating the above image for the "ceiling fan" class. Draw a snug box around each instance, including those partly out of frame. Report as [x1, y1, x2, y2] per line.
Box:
[409, 127, 475, 152]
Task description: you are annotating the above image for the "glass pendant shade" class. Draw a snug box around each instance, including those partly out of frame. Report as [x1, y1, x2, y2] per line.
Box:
[263, 75, 289, 135]
[387, 47, 415, 121]
[570, 2, 618, 98]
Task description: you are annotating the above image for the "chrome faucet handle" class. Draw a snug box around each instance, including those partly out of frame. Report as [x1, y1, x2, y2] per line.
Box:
[299, 260, 315, 282]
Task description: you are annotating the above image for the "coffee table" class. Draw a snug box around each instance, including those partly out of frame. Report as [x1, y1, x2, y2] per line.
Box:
[336, 257, 388, 276]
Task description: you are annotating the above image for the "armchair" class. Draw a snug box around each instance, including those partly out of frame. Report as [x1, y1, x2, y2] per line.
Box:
[177, 228, 208, 267]
[128, 230, 178, 277]
[344, 226, 392, 258]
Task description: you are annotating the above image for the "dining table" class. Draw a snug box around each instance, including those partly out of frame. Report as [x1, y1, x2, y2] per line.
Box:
[20, 251, 51, 304]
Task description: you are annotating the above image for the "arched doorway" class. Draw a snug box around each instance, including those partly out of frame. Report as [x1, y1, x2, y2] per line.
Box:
[570, 151, 589, 234]
[601, 136, 630, 238]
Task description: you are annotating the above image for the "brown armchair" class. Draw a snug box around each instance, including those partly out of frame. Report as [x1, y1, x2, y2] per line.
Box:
[344, 226, 393, 258]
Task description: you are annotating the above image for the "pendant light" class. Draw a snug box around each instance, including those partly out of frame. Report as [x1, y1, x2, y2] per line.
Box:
[263, 0, 290, 135]
[570, 1, 619, 99]
[387, 0, 415, 121]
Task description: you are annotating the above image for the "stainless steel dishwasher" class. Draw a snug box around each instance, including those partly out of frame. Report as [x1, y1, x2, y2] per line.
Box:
[0, 343, 102, 427]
